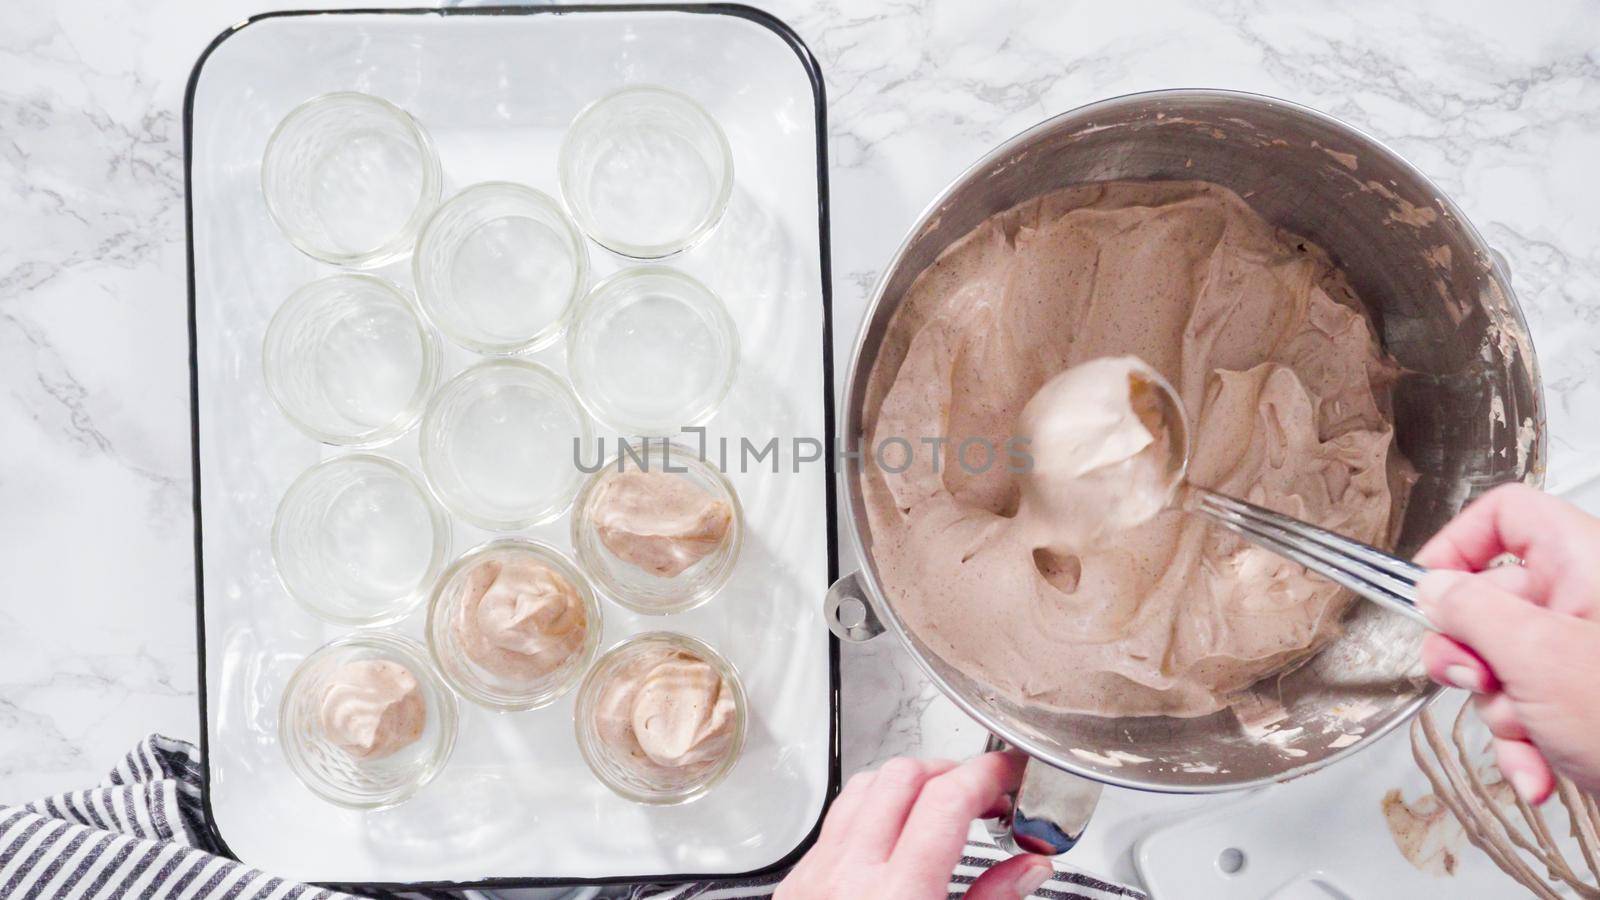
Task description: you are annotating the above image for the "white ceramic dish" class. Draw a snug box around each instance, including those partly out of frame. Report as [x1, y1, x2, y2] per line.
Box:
[186, 5, 835, 889]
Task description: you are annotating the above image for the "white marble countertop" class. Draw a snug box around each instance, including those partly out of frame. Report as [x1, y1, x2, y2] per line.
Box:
[5, 0, 1600, 888]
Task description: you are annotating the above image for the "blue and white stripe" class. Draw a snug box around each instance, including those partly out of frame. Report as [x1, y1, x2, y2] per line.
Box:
[3, 735, 1145, 899]
[0, 736, 362, 900]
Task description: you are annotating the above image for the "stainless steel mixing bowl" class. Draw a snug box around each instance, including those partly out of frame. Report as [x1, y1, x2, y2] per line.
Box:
[826, 89, 1545, 842]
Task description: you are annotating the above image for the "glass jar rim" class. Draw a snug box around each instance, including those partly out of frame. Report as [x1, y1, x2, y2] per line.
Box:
[261, 91, 443, 269]
[557, 85, 734, 260]
[278, 631, 459, 810]
[411, 180, 591, 356]
[564, 266, 740, 437]
[570, 438, 744, 615]
[270, 452, 451, 627]
[260, 272, 441, 448]
[418, 358, 595, 530]
[573, 630, 748, 805]
[425, 537, 605, 712]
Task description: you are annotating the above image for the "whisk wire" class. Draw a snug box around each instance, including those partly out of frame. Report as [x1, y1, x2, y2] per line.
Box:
[1192, 488, 1431, 628]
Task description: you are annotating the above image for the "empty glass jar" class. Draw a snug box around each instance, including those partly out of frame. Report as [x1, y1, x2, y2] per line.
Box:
[566, 267, 738, 436]
[261, 92, 442, 268]
[271, 454, 450, 626]
[559, 86, 733, 259]
[419, 360, 594, 530]
[262, 274, 441, 447]
[412, 182, 590, 355]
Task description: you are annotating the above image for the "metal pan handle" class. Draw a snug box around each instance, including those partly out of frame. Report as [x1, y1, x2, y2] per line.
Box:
[823, 574, 1099, 853]
[824, 571, 885, 642]
[983, 734, 1101, 855]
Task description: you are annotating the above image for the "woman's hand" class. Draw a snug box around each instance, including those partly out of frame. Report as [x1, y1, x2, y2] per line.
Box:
[1415, 483, 1600, 804]
[776, 751, 1055, 899]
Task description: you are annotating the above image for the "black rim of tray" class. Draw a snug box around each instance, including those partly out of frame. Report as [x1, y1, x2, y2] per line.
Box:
[182, 4, 841, 891]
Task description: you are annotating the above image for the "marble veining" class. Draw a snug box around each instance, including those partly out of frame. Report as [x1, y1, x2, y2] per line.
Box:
[3, 0, 1599, 885]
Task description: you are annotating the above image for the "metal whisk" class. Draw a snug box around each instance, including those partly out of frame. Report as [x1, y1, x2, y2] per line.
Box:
[1137, 367, 1433, 629]
[1412, 701, 1600, 898]
[1192, 488, 1430, 628]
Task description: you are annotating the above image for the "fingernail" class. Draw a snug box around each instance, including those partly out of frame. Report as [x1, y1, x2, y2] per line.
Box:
[1510, 772, 1541, 804]
[1443, 665, 1483, 692]
[1016, 866, 1051, 898]
[1415, 570, 1468, 618]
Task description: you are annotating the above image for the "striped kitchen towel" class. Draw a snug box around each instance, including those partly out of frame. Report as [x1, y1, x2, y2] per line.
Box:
[0, 735, 452, 900]
[628, 825, 1147, 900]
[1, 735, 1144, 899]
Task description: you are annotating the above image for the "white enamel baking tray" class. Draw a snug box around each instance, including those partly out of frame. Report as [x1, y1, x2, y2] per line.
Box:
[184, 5, 838, 889]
